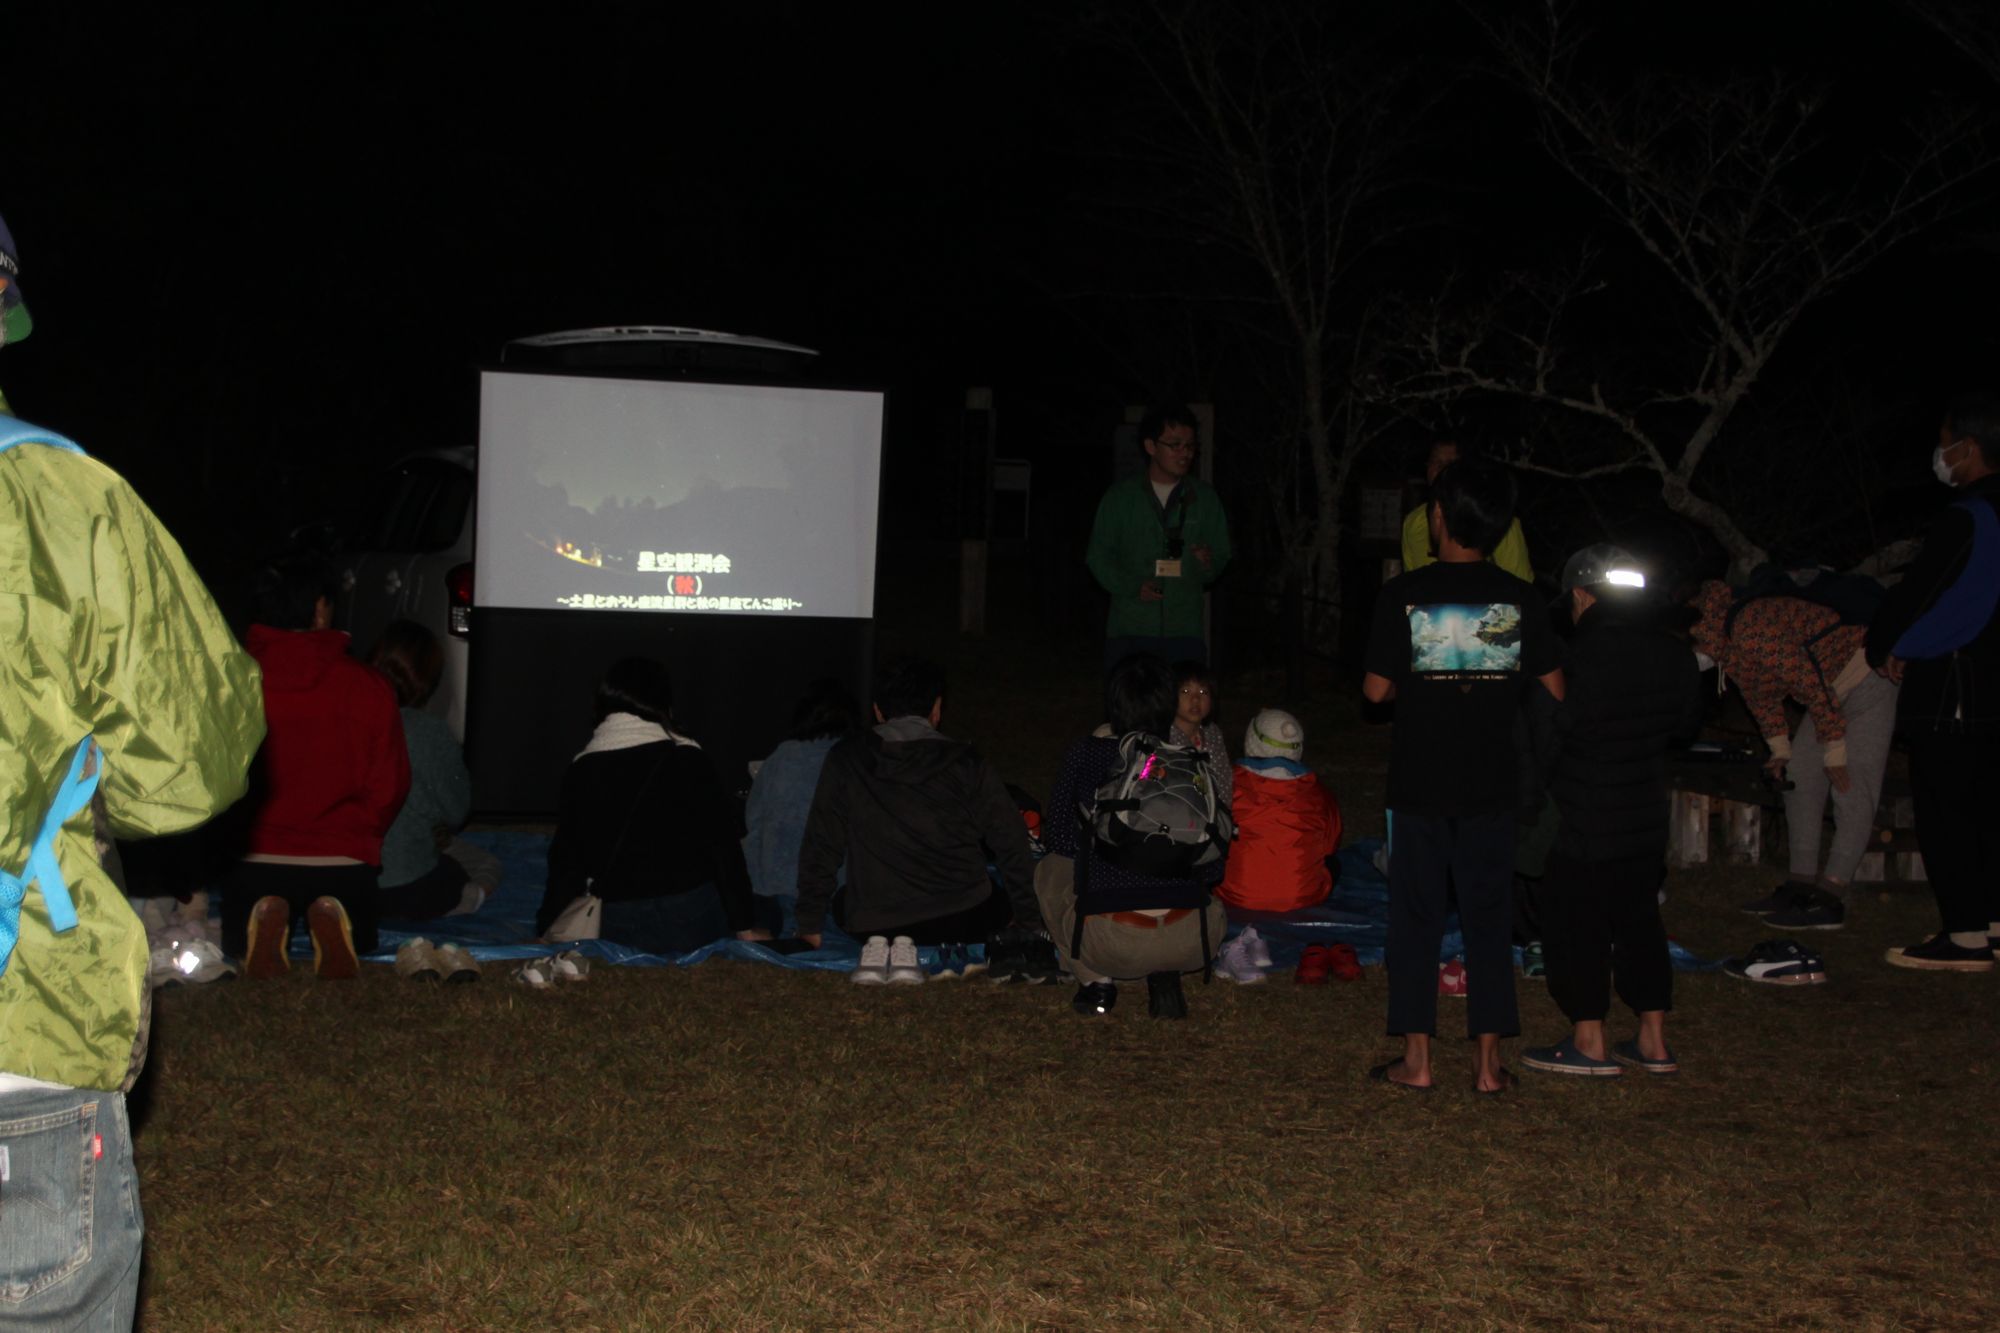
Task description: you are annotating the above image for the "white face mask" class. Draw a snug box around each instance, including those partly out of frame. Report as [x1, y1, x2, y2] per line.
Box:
[1934, 441, 1962, 486]
[1694, 651, 1716, 673]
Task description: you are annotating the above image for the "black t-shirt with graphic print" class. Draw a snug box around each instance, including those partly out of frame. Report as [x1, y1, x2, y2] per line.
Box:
[1364, 560, 1557, 817]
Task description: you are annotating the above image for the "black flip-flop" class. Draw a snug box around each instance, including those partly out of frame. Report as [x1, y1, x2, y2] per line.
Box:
[1474, 1067, 1519, 1098]
[1369, 1061, 1433, 1093]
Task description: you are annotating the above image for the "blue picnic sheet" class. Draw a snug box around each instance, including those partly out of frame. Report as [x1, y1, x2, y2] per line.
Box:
[332, 830, 1715, 975]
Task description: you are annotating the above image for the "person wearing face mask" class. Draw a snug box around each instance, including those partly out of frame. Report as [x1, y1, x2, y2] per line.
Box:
[1522, 548, 1701, 1078]
[1864, 395, 2000, 972]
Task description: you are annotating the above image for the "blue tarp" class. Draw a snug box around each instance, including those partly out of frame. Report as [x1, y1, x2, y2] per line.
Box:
[339, 830, 1714, 975]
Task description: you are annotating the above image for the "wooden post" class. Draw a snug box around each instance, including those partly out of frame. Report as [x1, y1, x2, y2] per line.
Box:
[959, 538, 987, 636]
[1667, 791, 1710, 869]
[1722, 801, 1761, 865]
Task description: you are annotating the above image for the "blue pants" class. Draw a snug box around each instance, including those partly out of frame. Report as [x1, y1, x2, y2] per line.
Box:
[0, 1086, 143, 1328]
[1387, 810, 1519, 1039]
[597, 883, 732, 956]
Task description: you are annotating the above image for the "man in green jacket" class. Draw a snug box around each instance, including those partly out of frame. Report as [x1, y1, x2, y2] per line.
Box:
[0, 210, 265, 1326]
[1086, 405, 1232, 674]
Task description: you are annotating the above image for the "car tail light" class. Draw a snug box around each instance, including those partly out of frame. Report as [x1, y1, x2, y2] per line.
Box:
[446, 563, 473, 638]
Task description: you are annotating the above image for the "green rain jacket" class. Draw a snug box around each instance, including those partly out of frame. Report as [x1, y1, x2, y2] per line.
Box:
[1086, 473, 1233, 640]
[1, 418, 264, 1091]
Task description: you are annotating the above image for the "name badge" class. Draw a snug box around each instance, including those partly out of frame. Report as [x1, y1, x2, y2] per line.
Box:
[1155, 559, 1183, 578]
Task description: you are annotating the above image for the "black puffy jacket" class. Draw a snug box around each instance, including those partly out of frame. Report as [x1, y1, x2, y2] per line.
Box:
[1550, 598, 1704, 863]
[1865, 473, 2000, 737]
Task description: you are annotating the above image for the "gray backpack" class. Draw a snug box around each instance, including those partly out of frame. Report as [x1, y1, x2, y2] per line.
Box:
[1084, 732, 1233, 878]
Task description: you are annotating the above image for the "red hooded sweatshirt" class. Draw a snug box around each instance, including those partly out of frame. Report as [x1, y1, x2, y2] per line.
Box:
[243, 625, 410, 863]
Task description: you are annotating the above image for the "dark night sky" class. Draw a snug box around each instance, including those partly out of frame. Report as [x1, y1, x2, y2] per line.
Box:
[6, 1, 1997, 610]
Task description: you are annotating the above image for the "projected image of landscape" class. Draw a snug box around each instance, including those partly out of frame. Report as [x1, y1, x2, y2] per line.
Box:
[477, 372, 884, 617]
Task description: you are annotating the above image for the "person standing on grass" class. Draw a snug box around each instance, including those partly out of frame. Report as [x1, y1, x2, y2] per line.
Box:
[1086, 405, 1232, 674]
[1521, 548, 1701, 1079]
[1400, 439, 1533, 581]
[0, 209, 265, 1327]
[1865, 394, 2000, 972]
[794, 657, 1052, 983]
[1687, 578, 1897, 932]
[1362, 457, 1563, 1094]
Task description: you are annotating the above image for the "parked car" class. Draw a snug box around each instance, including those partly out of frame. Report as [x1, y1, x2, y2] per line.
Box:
[338, 328, 819, 742]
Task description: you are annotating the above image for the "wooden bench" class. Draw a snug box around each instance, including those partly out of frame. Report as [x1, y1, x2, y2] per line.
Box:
[1665, 755, 1924, 884]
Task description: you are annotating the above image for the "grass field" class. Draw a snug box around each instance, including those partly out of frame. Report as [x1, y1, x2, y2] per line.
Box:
[128, 605, 2000, 1329]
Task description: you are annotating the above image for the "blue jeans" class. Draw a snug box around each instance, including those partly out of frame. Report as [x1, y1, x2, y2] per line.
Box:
[0, 1087, 143, 1329]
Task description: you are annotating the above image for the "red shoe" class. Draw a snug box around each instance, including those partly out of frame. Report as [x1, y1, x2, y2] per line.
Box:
[1328, 942, 1363, 981]
[1437, 960, 1469, 997]
[1295, 943, 1333, 984]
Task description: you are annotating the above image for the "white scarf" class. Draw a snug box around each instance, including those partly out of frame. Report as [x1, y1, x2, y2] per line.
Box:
[577, 712, 700, 759]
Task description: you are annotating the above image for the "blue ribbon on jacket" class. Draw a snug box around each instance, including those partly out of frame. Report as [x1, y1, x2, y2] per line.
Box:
[0, 418, 97, 979]
[0, 737, 102, 979]
[1892, 498, 2000, 661]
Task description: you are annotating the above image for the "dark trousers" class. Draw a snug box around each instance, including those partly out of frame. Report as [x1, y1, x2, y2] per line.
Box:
[1909, 731, 2000, 934]
[1387, 810, 1519, 1039]
[598, 883, 732, 956]
[1540, 851, 1673, 1024]
[376, 856, 470, 923]
[221, 861, 380, 960]
[832, 881, 1014, 946]
[1104, 635, 1208, 676]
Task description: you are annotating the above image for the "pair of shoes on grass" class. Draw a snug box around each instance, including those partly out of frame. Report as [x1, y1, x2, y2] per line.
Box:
[244, 895, 361, 980]
[1740, 880, 1845, 930]
[512, 950, 588, 989]
[395, 938, 482, 984]
[1521, 1039, 1678, 1077]
[927, 943, 989, 980]
[1070, 971, 1187, 1019]
[1884, 932, 1996, 972]
[1723, 938, 1827, 986]
[149, 938, 236, 986]
[1216, 927, 1273, 982]
[852, 935, 924, 985]
[1295, 942, 1361, 984]
[984, 931, 1061, 985]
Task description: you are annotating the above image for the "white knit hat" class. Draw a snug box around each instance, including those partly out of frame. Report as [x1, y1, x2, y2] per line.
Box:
[1243, 708, 1304, 760]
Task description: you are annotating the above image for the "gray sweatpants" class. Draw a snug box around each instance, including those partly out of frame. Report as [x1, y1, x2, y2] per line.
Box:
[1785, 671, 1898, 898]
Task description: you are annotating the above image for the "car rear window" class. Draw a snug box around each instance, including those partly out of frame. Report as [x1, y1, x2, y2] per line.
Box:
[365, 459, 474, 553]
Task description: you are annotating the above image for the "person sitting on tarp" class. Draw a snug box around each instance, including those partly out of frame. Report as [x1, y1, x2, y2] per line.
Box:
[538, 658, 758, 955]
[1217, 709, 1341, 914]
[1039, 654, 1231, 1019]
[794, 656, 1051, 984]
[744, 678, 858, 938]
[368, 620, 486, 920]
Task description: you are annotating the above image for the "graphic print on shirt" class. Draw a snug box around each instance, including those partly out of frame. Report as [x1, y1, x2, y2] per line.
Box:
[1407, 602, 1523, 678]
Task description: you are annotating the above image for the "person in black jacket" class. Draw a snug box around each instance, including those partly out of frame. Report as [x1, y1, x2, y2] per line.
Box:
[1867, 394, 2000, 972]
[1522, 547, 1701, 1079]
[794, 657, 1048, 981]
[537, 659, 757, 953]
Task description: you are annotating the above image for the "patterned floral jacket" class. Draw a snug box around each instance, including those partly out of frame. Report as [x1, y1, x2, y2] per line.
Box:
[1689, 580, 1866, 766]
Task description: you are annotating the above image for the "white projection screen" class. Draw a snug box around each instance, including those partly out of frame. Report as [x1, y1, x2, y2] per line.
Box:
[476, 371, 884, 618]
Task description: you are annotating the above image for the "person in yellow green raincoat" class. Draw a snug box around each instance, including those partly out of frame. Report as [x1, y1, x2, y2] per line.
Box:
[0, 210, 264, 1326]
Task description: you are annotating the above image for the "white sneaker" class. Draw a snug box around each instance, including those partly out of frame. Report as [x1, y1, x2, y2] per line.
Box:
[548, 950, 590, 983]
[852, 935, 892, 984]
[886, 935, 925, 984]
[1215, 936, 1266, 983]
[1239, 926, 1273, 969]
